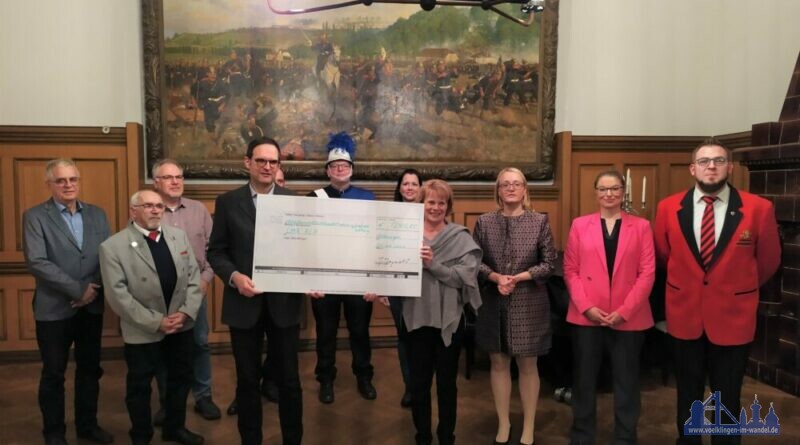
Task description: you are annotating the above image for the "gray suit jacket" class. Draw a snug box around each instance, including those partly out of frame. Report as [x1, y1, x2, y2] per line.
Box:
[99, 224, 203, 344]
[23, 198, 111, 321]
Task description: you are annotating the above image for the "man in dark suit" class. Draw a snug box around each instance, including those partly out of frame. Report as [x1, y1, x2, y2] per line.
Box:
[100, 190, 204, 445]
[207, 137, 303, 445]
[654, 137, 781, 445]
[22, 158, 113, 445]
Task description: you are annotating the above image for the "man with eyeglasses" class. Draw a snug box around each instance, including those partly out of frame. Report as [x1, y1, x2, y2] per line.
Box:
[99, 190, 204, 445]
[150, 159, 221, 424]
[654, 137, 780, 445]
[207, 137, 303, 445]
[307, 132, 378, 404]
[22, 158, 113, 445]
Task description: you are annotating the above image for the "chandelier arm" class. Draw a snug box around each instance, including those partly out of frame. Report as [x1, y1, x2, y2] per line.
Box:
[489, 5, 535, 26]
[266, 0, 365, 15]
[266, 0, 536, 27]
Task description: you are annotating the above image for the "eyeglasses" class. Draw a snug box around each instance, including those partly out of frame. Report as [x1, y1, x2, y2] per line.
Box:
[328, 162, 352, 171]
[250, 158, 280, 168]
[155, 175, 184, 181]
[51, 177, 80, 186]
[596, 186, 624, 194]
[132, 203, 166, 210]
[499, 181, 525, 190]
[694, 157, 728, 168]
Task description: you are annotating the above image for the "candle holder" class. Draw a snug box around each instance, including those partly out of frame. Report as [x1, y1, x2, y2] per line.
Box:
[622, 192, 646, 215]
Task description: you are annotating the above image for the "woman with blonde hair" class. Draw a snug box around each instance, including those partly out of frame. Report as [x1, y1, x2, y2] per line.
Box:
[472, 167, 557, 445]
[371, 179, 482, 445]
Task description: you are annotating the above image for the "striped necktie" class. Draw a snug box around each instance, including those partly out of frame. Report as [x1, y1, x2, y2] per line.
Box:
[700, 196, 717, 269]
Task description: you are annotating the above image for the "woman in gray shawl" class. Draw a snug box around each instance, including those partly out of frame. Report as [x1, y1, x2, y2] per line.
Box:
[402, 179, 482, 445]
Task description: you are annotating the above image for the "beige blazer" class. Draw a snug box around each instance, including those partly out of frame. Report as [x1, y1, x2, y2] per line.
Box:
[99, 223, 203, 344]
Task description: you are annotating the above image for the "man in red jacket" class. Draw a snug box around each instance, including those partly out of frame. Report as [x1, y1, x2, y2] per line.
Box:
[654, 137, 781, 445]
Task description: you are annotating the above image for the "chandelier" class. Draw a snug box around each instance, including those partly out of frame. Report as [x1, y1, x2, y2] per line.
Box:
[266, 0, 545, 26]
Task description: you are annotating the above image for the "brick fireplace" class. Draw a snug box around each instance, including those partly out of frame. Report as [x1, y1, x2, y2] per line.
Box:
[735, 51, 800, 396]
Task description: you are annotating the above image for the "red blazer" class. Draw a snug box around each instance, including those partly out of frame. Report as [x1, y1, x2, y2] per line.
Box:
[654, 186, 781, 345]
[564, 212, 656, 331]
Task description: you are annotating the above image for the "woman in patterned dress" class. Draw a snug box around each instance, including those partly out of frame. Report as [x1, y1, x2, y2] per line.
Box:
[473, 167, 557, 445]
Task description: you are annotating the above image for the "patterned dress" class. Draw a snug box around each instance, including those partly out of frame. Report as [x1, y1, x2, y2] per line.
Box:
[472, 210, 557, 357]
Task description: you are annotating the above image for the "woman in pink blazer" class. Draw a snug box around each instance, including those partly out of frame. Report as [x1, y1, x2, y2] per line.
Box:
[563, 170, 655, 445]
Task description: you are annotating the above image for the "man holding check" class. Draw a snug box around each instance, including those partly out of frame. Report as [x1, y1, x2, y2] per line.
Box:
[207, 137, 303, 445]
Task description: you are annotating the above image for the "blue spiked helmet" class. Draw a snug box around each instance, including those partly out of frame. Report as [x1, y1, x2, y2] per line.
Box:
[325, 131, 356, 166]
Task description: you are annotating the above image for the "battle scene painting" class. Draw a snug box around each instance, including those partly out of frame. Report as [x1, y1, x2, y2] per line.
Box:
[142, 0, 558, 180]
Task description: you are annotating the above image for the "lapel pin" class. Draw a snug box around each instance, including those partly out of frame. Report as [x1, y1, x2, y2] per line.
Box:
[131, 241, 138, 248]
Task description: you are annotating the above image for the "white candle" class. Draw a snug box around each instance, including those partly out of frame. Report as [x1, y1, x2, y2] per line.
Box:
[642, 176, 647, 205]
[626, 169, 632, 198]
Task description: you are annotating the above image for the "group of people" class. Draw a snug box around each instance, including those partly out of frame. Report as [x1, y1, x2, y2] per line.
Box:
[22, 134, 780, 445]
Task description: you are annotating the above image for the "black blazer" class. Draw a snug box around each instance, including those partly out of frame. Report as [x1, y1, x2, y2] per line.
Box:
[207, 184, 302, 329]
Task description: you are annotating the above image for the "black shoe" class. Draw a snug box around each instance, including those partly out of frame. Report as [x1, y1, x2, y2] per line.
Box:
[44, 436, 68, 445]
[319, 381, 334, 404]
[493, 426, 512, 445]
[194, 396, 221, 420]
[162, 427, 204, 445]
[226, 398, 238, 416]
[76, 426, 114, 444]
[357, 378, 377, 400]
[153, 407, 165, 427]
[260, 379, 279, 403]
[400, 390, 413, 408]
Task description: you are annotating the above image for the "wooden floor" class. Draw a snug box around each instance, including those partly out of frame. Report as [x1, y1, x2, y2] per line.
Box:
[1, 348, 798, 445]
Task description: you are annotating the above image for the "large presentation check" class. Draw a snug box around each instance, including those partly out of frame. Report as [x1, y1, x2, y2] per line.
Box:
[252, 195, 423, 297]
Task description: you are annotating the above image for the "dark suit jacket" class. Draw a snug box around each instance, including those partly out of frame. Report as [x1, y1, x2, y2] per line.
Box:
[207, 184, 302, 329]
[654, 186, 781, 345]
[22, 198, 110, 321]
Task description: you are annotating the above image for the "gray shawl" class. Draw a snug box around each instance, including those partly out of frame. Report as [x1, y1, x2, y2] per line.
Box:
[403, 223, 483, 346]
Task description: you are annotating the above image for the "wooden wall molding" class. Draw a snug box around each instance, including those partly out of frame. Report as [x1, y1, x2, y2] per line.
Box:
[717, 131, 752, 149]
[571, 132, 753, 153]
[572, 135, 709, 152]
[181, 183, 560, 203]
[0, 125, 127, 144]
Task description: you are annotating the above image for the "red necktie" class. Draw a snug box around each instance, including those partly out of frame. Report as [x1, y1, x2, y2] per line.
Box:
[148, 230, 159, 241]
[700, 196, 717, 269]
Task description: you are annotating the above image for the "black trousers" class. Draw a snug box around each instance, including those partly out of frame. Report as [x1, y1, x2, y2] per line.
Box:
[36, 309, 104, 440]
[673, 334, 751, 445]
[406, 321, 464, 445]
[230, 306, 302, 445]
[311, 294, 374, 382]
[123, 329, 194, 442]
[389, 297, 410, 387]
[570, 326, 644, 445]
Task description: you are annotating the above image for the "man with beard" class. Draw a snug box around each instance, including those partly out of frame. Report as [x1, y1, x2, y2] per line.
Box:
[654, 137, 780, 445]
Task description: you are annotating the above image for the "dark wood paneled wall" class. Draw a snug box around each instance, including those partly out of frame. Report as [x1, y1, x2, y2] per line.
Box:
[0, 124, 749, 357]
[0, 125, 139, 354]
